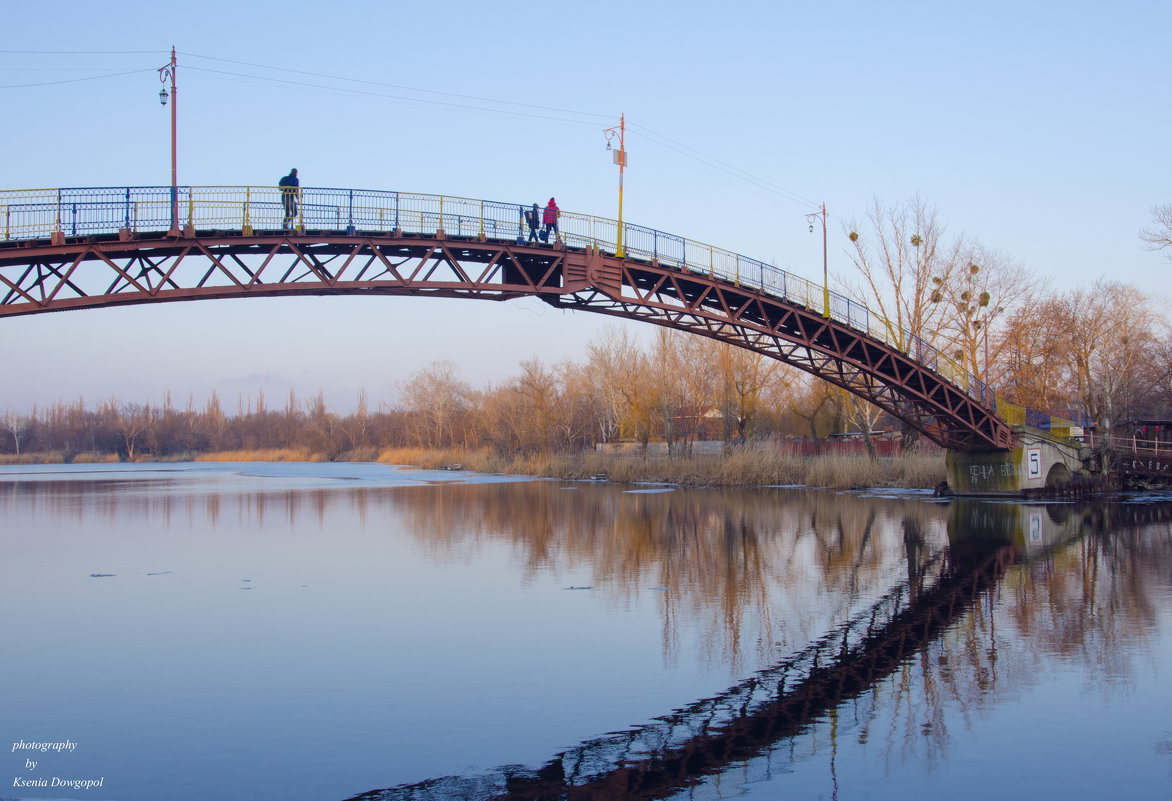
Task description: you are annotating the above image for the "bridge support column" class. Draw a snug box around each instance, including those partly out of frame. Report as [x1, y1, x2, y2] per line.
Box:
[945, 428, 1089, 496]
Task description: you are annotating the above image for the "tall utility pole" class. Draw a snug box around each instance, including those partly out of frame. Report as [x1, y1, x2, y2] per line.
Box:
[603, 115, 627, 258]
[157, 47, 178, 235]
[806, 203, 830, 318]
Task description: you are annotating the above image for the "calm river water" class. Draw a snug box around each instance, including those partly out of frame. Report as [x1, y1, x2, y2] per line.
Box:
[2, 462, 1170, 801]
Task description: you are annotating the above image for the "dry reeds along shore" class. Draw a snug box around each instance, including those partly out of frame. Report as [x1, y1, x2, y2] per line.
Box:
[373, 445, 946, 490]
[0, 446, 946, 490]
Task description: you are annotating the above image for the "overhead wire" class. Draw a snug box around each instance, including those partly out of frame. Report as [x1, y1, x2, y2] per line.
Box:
[177, 52, 829, 221]
[0, 49, 163, 55]
[0, 49, 163, 89]
[180, 51, 612, 125]
[628, 122, 821, 211]
[184, 64, 607, 128]
[0, 49, 844, 233]
[0, 67, 155, 89]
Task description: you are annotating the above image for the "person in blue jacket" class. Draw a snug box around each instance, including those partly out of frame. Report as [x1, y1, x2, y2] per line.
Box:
[279, 169, 299, 230]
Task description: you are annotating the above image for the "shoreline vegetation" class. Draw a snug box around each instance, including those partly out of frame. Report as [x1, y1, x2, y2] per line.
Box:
[0, 446, 946, 490]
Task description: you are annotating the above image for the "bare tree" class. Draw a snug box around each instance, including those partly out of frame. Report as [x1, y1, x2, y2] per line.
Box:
[202, 391, 230, 451]
[929, 240, 1040, 385]
[586, 327, 655, 447]
[117, 403, 151, 460]
[3, 409, 28, 455]
[342, 388, 371, 451]
[648, 329, 693, 452]
[676, 334, 720, 450]
[785, 375, 837, 444]
[843, 196, 965, 451]
[556, 359, 607, 451]
[841, 390, 884, 459]
[515, 357, 561, 451]
[1147, 329, 1172, 418]
[842, 195, 956, 351]
[303, 390, 343, 456]
[997, 296, 1073, 413]
[713, 341, 781, 444]
[1139, 203, 1172, 257]
[398, 360, 472, 448]
[1074, 282, 1159, 429]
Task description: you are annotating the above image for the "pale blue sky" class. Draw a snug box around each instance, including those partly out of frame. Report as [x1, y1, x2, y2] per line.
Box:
[2, 0, 1169, 413]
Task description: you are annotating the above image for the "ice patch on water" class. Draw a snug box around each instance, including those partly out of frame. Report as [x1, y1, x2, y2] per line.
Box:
[0, 461, 543, 494]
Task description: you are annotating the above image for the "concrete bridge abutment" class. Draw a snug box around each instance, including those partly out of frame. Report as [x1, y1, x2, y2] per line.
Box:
[945, 428, 1089, 496]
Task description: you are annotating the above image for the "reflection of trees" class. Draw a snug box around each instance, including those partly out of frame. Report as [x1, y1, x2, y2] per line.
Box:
[347, 500, 1172, 801]
[835, 503, 1172, 788]
[4, 477, 949, 674]
[1000, 506, 1171, 685]
[384, 482, 950, 671]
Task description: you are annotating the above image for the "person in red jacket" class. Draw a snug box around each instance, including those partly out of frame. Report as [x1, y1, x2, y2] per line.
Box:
[542, 197, 560, 243]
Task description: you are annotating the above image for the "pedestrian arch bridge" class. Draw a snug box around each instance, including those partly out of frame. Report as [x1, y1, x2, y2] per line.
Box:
[2, 184, 1042, 457]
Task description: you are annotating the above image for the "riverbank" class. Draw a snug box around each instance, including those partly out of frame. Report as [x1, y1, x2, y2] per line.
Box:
[0, 445, 946, 489]
[374, 446, 946, 489]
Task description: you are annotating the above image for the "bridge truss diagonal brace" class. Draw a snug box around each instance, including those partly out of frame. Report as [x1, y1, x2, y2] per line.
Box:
[0, 233, 580, 314]
[561, 254, 1011, 450]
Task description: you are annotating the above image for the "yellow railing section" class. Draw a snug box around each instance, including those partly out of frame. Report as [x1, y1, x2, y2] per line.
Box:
[0, 184, 1010, 419]
[994, 396, 1084, 439]
[996, 398, 1028, 427]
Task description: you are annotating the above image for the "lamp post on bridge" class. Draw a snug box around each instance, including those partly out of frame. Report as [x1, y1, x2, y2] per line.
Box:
[806, 202, 830, 319]
[157, 47, 179, 236]
[603, 114, 627, 258]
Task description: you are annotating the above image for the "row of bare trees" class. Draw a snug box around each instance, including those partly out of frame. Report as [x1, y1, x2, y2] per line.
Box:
[0, 390, 404, 460]
[843, 196, 1172, 432]
[394, 330, 871, 453]
[3, 197, 1170, 459]
[1, 330, 891, 459]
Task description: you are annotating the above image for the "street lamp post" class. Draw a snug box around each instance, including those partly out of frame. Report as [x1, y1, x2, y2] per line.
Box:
[806, 202, 830, 318]
[603, 114, 627, 258]
[983, 311, 989, 384]
[157, 47, 178, 236]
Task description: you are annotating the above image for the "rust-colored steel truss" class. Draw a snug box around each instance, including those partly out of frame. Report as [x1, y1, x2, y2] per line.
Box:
[0, 228, 1012, 451]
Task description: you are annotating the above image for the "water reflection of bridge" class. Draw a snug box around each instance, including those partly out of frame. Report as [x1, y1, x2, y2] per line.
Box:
[347, 499, 1125, 801]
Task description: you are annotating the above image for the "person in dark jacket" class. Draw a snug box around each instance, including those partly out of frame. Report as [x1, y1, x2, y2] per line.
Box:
[279, 169, 299, 230]
[542, 197, 559, 243]
[526, 203, 540, 242]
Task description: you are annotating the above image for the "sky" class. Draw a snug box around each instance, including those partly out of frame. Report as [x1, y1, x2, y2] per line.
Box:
[2, 0, 1170, 414]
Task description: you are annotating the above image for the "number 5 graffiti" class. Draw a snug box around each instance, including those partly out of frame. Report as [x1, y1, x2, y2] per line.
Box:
[1026, 447, 1042, 481]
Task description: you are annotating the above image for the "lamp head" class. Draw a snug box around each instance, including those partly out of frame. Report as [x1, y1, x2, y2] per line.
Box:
[158, 87, 169, 106]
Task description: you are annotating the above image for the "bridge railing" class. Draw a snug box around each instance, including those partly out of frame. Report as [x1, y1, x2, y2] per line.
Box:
[1112, 434, 1167, 455]
[0, 186, 182, 238]
[1, 184, 1000, 412]
[993, 397, 1085, 440]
